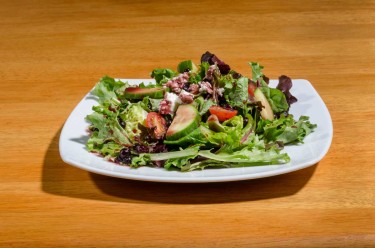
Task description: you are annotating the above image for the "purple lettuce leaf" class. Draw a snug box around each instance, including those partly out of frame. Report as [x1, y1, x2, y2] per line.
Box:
[277, 75, 297, 105]
[201, 51, 231, 75]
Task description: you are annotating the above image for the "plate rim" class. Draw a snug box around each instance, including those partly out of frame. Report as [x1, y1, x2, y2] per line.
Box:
[59, 78, 333, 183]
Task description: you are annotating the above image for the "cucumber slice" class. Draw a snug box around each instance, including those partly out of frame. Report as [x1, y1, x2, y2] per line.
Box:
[166, 104, 200, 140]
[124, 86, 164, 99]
[254, 88, 274, 120]
[177, 60, 198, 73]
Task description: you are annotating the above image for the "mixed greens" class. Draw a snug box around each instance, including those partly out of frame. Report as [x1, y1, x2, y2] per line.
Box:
[86, 51, 316, 171]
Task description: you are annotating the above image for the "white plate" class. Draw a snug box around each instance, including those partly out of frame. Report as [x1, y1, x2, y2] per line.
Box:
[59, 79, 332, 183]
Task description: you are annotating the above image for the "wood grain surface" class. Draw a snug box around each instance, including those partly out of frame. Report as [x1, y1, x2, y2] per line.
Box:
[1, 0, 374, 247]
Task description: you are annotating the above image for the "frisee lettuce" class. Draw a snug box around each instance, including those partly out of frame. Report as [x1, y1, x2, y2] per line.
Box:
[92, 76, 128, 103]
[150, 68, 177, 85]
[256, 114, 317, 144]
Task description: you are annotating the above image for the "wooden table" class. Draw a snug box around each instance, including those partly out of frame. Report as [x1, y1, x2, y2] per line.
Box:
[1, 0, 374, 247]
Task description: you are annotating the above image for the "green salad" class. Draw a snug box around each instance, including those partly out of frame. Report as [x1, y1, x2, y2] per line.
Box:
[86, 51, 316, 171]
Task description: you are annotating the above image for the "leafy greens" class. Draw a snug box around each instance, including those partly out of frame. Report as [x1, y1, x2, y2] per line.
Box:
[85, 52, 317, 172]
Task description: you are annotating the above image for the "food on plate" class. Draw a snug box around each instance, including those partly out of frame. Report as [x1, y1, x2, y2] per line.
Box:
[85, 51, 316, 171]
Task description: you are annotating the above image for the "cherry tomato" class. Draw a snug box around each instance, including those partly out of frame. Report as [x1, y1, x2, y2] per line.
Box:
[209, 106, 238, 122]
[248, 82, 257, 97]
[146, 112, 166, 139]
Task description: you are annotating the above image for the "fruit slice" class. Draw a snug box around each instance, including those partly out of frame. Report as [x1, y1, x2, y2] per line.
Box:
[166, 104, 200, 140]
[208, 106, 238, 122]
[124, 86, 164, 99]
[177, 60, 198, 73]
[145, 112, 167, 139]
[207, 114, 225, 132]
[254, 88, 274, 120]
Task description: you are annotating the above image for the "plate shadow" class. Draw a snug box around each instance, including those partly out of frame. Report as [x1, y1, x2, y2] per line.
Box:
[42, 128, 318, 204]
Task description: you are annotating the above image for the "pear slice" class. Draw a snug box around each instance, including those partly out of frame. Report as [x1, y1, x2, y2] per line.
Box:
[254, 88, 274, 121]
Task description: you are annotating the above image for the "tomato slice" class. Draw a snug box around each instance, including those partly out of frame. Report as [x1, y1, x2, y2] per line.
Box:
[208, 106, 238, 122]
[145, 112, 166, 139]
[248, 82, 257, 97]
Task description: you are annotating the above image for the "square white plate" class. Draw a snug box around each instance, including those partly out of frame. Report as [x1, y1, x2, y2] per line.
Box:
[59, 79, 332, 183]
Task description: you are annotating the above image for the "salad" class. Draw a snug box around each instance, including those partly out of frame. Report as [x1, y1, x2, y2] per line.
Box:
[86, 51, 316, 172]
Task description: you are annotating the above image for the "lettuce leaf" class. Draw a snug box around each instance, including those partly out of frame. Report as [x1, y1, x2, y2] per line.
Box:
[188, 73, 202, 84]
[248, 61, 269, 88]
[119, 103, 148, 142]
[86, 88, 149, 158]
[164, 152, 198, 170]
[224, 77, 249, 108]
[150, 68, 177, 85]
[86, 105, 132, 147]
[199, 62, 210, 79]
[249, 62, 265, 83]
[198, 146, 289, 163]
[182, 146, 290, 171]
[248, 62, 289, 113]
[131, 153, 151, 167]
[86, 132, 123, 159]
[92, 76, 128, 103]
[194, 96, 215, 116]
[204, 116, 244, 149]
[141, 96, 162, 112]
[256, 114, 317, 144]
[260, 87, 289, 113]
[277, 75, 297, 105]
[133, 146, 200, 170]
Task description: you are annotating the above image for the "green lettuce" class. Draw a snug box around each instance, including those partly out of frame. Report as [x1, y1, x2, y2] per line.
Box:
[248, 62, 289, 113]
[256, 115, 317, 144]
[92, 76, 128, 103]
[182, 146, 290, 171]
[164, 152, 199, 170]
[261, 87, 289, 113]
[86, 132, 123, 159]
[86, 77, 149, 158]
[86, 99, 132, 147]
[227, 77, 249, 108]
[141, 96, 163, 112]
[119, 103, 148, 142]
[150, 68, 177, 85]
[199, 62, 210, 79]
[249, 62, 267, 86]
[194, 97, 215, 116]
[163, 127, 209, 147]
[204, 116, 244, 149]
[131, 153, 151, 168]
[132, 146, 200, 170]
[188, 73, 202, 84]
[219, 74, 249, 109]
